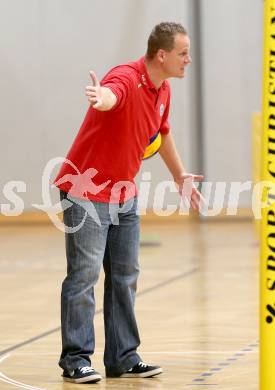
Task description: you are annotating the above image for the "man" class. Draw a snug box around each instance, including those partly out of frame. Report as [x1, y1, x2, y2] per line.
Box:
[54, 22, 203, 384]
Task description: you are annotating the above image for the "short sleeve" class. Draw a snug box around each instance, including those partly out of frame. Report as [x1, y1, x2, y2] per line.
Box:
[159, 84, 171, 135]
[101, 66, 134, 112]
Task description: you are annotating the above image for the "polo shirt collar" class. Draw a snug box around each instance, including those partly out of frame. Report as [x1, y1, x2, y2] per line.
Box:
[138, 56, 166, 91]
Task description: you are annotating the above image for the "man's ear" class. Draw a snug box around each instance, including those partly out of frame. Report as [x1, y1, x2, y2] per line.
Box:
[157, 49, 165, 64]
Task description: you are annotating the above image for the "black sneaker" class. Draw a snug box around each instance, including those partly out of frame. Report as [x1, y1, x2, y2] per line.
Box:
[62, 366, 102, 383]
[119, 361, 163, 378]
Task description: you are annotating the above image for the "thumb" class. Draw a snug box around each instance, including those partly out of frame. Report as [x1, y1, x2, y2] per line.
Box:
[89, 71, 100, 87]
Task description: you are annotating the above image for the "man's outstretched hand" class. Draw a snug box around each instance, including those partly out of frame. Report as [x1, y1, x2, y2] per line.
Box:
[85, 71, 103, 109]
[85, 71, 117, 111]
[174, 173, 205, 211]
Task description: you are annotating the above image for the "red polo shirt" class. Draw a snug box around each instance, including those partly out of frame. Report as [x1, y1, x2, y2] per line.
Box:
[53, 56, 171, 203]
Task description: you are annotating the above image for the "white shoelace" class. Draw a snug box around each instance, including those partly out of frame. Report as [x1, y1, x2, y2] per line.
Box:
[127, 362, 148, 372]
[138, 362, 148, 368]
[79, 366, 95, 374]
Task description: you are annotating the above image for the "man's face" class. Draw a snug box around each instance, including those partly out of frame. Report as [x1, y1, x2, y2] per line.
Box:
[160, 33, 192, 78]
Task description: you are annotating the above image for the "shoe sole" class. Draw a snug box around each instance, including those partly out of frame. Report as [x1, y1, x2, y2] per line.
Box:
[63, 374, 102, 384]
[119, 368, 163, 378]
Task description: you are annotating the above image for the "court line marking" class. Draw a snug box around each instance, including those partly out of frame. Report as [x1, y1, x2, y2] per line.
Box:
[0, 268, 198, 389]
[0, 267, 198, 357]
[0, 355, 8, 364]
[0, 264, 257, 387]
[0, 355, 45, 390]
[187, 340, 259, 385]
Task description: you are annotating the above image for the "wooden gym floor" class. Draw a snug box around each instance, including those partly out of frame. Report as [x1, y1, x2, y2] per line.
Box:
[0, 219, 258, 389]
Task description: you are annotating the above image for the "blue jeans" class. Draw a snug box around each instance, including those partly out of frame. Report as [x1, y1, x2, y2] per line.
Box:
[58, 190, 141, 376]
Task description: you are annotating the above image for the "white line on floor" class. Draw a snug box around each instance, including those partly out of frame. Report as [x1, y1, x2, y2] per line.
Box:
[0, 354, 45, 390]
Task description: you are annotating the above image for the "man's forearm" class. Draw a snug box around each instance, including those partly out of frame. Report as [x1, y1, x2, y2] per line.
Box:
[158, 133, 186, 179]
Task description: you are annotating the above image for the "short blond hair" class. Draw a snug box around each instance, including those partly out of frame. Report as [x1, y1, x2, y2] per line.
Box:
[146, 22, 188, 60]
